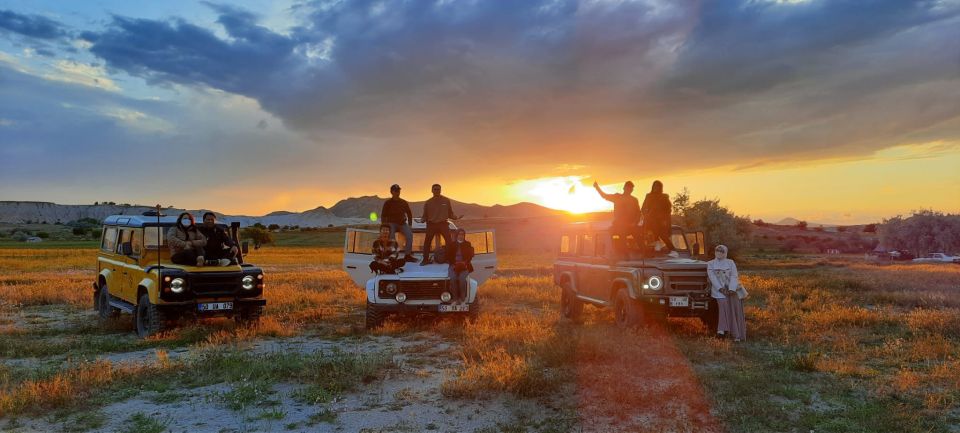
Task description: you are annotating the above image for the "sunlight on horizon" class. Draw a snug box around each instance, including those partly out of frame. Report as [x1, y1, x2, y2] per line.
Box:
[512, 176, 615, 214]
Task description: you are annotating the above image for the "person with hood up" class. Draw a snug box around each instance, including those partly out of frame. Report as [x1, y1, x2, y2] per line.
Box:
[707, 244, 748, 341]
[167, 212, 208, 266]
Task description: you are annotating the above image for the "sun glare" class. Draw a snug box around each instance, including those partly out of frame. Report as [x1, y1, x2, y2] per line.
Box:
[516, 176, 614, 214]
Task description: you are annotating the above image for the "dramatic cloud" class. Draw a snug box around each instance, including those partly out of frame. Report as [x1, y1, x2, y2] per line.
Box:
[0, 9, 67, 40]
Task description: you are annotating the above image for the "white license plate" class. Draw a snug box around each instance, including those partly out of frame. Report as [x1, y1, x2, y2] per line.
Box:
[439, 304, 469, 313]
[198, 302, 233, 312]
[669, 296, 689, 307]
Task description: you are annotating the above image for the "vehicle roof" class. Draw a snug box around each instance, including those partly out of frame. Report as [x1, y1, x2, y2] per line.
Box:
[103, 214, 180, 227]
[562, 222, 683, 232]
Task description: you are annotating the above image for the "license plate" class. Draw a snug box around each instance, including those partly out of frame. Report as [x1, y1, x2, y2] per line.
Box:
[439, 304, 469, 313]
[198, 302, 233, 312]
[669, 296, 689, 307]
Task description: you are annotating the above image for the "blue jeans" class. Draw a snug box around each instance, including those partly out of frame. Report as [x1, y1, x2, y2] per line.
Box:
[388, 223, 413, 255]
[448, 267, 469, 302]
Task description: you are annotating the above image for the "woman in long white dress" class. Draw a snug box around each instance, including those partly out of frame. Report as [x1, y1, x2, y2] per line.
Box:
[707, 245, 747, 341]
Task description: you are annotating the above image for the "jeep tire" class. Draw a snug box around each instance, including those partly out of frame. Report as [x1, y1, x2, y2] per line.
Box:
[135, 293, 165, 338]
[97, 284, 120, 320]
[613, 288, 640, 329]
[559, 282, 583, 323]
[235, 305, 263, 326]
[365, 302, 385, 330]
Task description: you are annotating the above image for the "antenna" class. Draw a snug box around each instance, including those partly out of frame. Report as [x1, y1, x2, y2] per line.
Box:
[155, 204, 162, 275]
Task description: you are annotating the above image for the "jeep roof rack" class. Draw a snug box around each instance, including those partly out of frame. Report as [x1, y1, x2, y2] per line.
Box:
[142, 211, 166, 217]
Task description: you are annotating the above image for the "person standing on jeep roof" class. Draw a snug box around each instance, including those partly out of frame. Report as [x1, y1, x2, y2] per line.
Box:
[197, 212, 236, 266]
[167, 212, 208, 266]
[641, 180, 678, 258]
[381, 184, 416, 262]
[593, 180, 641, 242]
[445, 228, 474, 303]
[420, 183, 462, 265]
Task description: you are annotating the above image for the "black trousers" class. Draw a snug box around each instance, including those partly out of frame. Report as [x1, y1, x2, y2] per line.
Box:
[645, 222, 676, 252]
[422, 222, 451, 262]
[204, 245, 237, 261]
[171, 250, 200, 266]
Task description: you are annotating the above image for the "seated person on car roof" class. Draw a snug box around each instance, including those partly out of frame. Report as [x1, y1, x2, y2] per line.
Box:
[198, 212, 237, 266]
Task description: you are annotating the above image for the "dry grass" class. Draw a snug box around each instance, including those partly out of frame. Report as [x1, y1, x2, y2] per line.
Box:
[1, 247, 959, 431]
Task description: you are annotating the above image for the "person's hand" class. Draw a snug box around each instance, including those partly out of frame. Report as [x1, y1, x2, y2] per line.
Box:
[230, 246, 239, 255]
[196, 256, 205, 266]
[593, 181, 599, 189]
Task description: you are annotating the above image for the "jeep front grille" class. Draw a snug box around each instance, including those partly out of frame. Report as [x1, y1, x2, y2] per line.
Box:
[380, 280, 448, 300]
[665, 273, 709, 292]
[189, 272, 241, 296]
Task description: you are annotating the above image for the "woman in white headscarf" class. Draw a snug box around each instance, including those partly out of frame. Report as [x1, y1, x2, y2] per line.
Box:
[707, 245, 747, 341]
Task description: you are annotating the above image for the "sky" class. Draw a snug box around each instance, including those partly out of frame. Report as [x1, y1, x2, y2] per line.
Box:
[0, 0, 958, 224]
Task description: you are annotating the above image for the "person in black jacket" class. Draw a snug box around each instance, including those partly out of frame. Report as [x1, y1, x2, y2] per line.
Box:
[419, 184, 462, 265]
[381, 184, 416, 262]
[198, 212, 236, 266]
[640, 180, 678, 258]
[444, 229, 474, 303]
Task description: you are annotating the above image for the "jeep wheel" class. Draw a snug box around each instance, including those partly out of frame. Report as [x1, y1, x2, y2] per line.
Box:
[97, 284, 120, 320]
[135, 293, 165, 338]
[235, 306, 263, 326]
[613, 288, 640, 329]
[699, 299, 719, 333]
[467, 296, 480, 323]
[365, 302, 385, 330]
[559, 283, 583, 323]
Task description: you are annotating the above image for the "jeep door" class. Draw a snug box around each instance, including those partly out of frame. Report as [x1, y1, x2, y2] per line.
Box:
[343, 228, 379, 288]
[116, 228, 139, 302]
[575, 232, 607, 301]
[98, 226, 121, 293]
[465, 229, 496, 286]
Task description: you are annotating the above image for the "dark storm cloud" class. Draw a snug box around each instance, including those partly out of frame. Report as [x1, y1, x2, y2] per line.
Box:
[76, 0, 960, 173]
[0, 9, 67, 40]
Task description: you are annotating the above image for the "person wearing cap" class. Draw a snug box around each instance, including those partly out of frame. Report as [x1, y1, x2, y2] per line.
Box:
[444, 228, 474, 303]
[419, 184, 462, 265]
[381, 184, 415, 262]
[640, 180, 678, 258]
[593, 180, 642, 247]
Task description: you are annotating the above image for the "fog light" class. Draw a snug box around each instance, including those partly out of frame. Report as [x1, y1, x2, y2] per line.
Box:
[241, 275, 255, 290]
[647, 276, 663, 290]
[440, 292, 452, 302]
[385, 282, 397, 294]
[396, 292, 407, 303]
[170, 278, 185, 294]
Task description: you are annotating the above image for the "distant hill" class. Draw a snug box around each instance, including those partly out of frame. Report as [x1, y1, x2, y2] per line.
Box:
[0, 198, 563, 227]
[328, 196, 564, 220]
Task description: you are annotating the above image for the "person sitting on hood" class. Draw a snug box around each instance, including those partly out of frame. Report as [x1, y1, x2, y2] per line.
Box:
[167, 212, 208, 266]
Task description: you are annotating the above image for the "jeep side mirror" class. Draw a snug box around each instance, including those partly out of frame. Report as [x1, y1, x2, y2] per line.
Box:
[242, 241, 249, 255]
[121, 242, 133, 256]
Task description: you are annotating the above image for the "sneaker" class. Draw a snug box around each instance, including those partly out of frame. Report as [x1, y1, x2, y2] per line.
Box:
[218, 259, 231, 266]
[420, 258, 432, 266]
[667, 251, 680, 258]
[404, 254, 418, 263]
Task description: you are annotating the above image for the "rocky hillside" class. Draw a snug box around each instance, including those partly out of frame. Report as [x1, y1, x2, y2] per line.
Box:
[0, 198, 562, 227]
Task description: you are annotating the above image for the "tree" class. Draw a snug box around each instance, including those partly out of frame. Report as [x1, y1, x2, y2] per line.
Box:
[880, 211, 960, 256]
[796, 221, 808, 230]
[241, 227, 273, 248]
[267, 224, 281, 231]
[863, 224, 877, 233]
[72, 227, 87, 236]
[36, 232, 50, 239]
[673, 194, 752, 258]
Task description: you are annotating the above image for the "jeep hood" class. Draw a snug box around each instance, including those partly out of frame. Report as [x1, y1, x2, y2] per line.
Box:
[616, 258, 707, 271]
[394, 263, 449, 279]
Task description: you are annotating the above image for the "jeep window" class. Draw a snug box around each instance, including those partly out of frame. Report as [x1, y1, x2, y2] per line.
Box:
[143, 227, 168, 249]
[578, 234, 595, 257]
[101, 226, 118, 253]
[596, 233, 607, 257]
[130, 228, 143, 256]
[559, 235, 571, 255]
[117, 229, 132, 254]
[671, 232, 689, 251]
[465, 231, 495, 254]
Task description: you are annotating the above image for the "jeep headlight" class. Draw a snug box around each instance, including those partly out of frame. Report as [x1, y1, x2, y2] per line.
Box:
[241, 275, 255, 290]
[644, 275, 663, 291]
[396, 292, 407, 303]
[440, 292, 452, 302]
[385, 282, 398, 294]
[170, 278, 185, 293]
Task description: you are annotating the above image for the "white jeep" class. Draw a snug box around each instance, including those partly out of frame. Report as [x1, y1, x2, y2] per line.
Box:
[343, 221, 497, 328]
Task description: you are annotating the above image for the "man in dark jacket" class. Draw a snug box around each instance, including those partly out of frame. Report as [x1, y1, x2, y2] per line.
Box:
[444, 228, 474, 303]
[419, 184, 461, 265]
[381, 184, 415, 262]
[593, 180, 642, 243]
[641, 180, 678, 257]
[198, 212, 237, 266]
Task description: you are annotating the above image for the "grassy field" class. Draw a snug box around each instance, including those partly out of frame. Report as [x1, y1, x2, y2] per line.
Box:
[0, 245, 957, 432]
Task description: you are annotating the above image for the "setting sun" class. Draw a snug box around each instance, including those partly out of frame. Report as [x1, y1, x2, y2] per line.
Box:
[514, 177, 614, 214]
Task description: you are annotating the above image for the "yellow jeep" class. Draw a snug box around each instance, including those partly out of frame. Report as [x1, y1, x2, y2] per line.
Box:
[93, 212, 266, 338]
